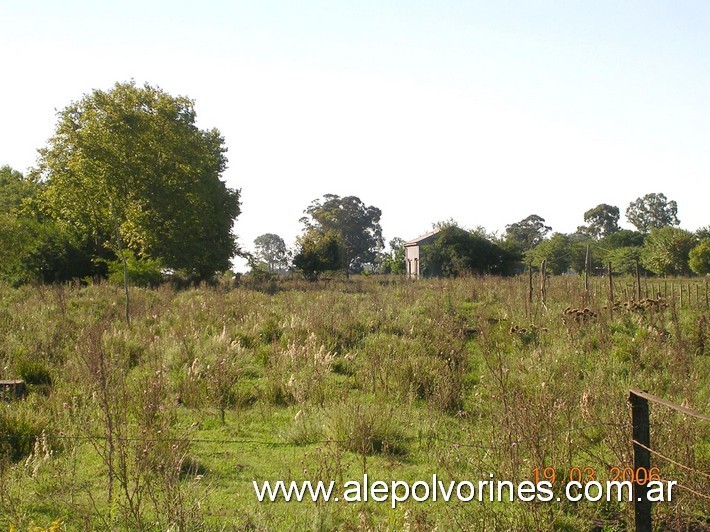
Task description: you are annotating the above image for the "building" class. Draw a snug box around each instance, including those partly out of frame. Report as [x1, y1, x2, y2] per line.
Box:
[404, 228, 441, 279]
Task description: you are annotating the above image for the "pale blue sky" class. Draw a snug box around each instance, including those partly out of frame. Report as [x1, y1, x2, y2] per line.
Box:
[2, 1, 708, 268]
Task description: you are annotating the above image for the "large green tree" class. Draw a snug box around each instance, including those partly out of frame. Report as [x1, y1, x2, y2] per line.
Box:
[253, 233, 289, 272]
[299, 194, 383, 276]
[1, 165, 36, 214]
[0, 166, 95, 285]
[36, 81, 241, 282]
[641, 227, 696, 276]
[422, 226, 512, 277]
[292, 230, 342, 281]
[579, 203, 620, 239]
[601, 229, 645, 250]
[593, 229, 646, 273]
[689, 239, 710, 275]
[504, 214, 551, 255]
[626, 193, 680, 233]
[606, 246, 644, 275]
[526, 233, 581, 275]
[379, 237, 406, 274]
[696, 226, 710, 240]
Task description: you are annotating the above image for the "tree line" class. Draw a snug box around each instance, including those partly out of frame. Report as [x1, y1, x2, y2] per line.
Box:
[249, 193, 708, 280]
[498, 199, 708, 277]
[1, 81, 708, 287]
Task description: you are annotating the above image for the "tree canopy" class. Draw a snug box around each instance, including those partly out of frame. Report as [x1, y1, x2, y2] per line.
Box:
[580, 203, 620, 239]
[253, 233, 289, 272]
[299, 194, 383, 276]
[422, 226, 512, 277]
[292, 230, 342, 281]
[36, 81, 241, 281]
[626, 193, 680, 233]
[689, 239, 710, 275]
[641, 227, 696, 276]
[504, 214, 551, 254]
[0, 165, 37, 215]
[379, 237, 406, 274]
[600, 229, 645, 250]
[696, 227, 710, 240]
[0, 166, 96, 285]
[525, 233, 581, 275]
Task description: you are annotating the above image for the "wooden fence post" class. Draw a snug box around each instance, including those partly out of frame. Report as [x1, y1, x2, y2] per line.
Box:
[629, 391, 652, 532]
[528, 264, 533, 305]
[540, 260, 547, 308]
[681, 284, 685, 307]
[608, 262, 614, 312]
[635, 259, 642, 301]
[584, 244, 590, 294]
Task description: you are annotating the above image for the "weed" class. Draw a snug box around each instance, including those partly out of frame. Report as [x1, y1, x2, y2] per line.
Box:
[327, 398, 408, 457]
[0, 275, 706, 529]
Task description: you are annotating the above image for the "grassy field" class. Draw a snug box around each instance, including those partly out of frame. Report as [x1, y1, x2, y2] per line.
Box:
[0, 275, 708, 530]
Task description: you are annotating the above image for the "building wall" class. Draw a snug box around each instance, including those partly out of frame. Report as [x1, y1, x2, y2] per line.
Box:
[403, 229, 442, 279]
[405, 245, 420, 279]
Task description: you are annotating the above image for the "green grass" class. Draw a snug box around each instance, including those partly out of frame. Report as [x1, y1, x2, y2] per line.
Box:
[0, 275, 707, 530]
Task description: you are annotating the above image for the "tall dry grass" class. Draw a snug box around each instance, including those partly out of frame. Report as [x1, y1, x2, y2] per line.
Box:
[0, 274, 706, 529]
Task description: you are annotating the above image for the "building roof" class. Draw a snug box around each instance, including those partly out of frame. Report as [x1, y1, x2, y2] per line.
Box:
[404, 227, 442, 246]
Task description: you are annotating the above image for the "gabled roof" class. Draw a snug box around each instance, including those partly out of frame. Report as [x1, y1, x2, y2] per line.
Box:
[404, 227, 442, 246]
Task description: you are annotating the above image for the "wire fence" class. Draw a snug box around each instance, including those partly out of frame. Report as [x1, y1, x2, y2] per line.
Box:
[1, 391, 706, 527]
[629, 388, 710, 528]
[0, 421, 631, 451]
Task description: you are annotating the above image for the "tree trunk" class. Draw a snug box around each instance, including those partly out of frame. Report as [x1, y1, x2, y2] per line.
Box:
[111, 207, 130, 326]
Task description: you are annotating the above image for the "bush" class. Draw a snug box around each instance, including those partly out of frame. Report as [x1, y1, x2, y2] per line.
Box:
[107, 250, 163, 287]
[327, 399, 407, 456]
[606, 246, 643, 275]
[422, 226, 512, 277]
[0, 407, 45, 462]
[689, 238, 710, 275]
[641, 227, 696, 276]
[16, 359, 52, 387]
[262, 335, 334, 406]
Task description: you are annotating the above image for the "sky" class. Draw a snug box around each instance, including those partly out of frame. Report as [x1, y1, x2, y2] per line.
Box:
[1, 1, 708, 270]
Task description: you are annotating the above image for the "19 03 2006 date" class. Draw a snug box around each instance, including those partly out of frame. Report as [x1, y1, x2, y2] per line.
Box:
[533, 466, 662, 485]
